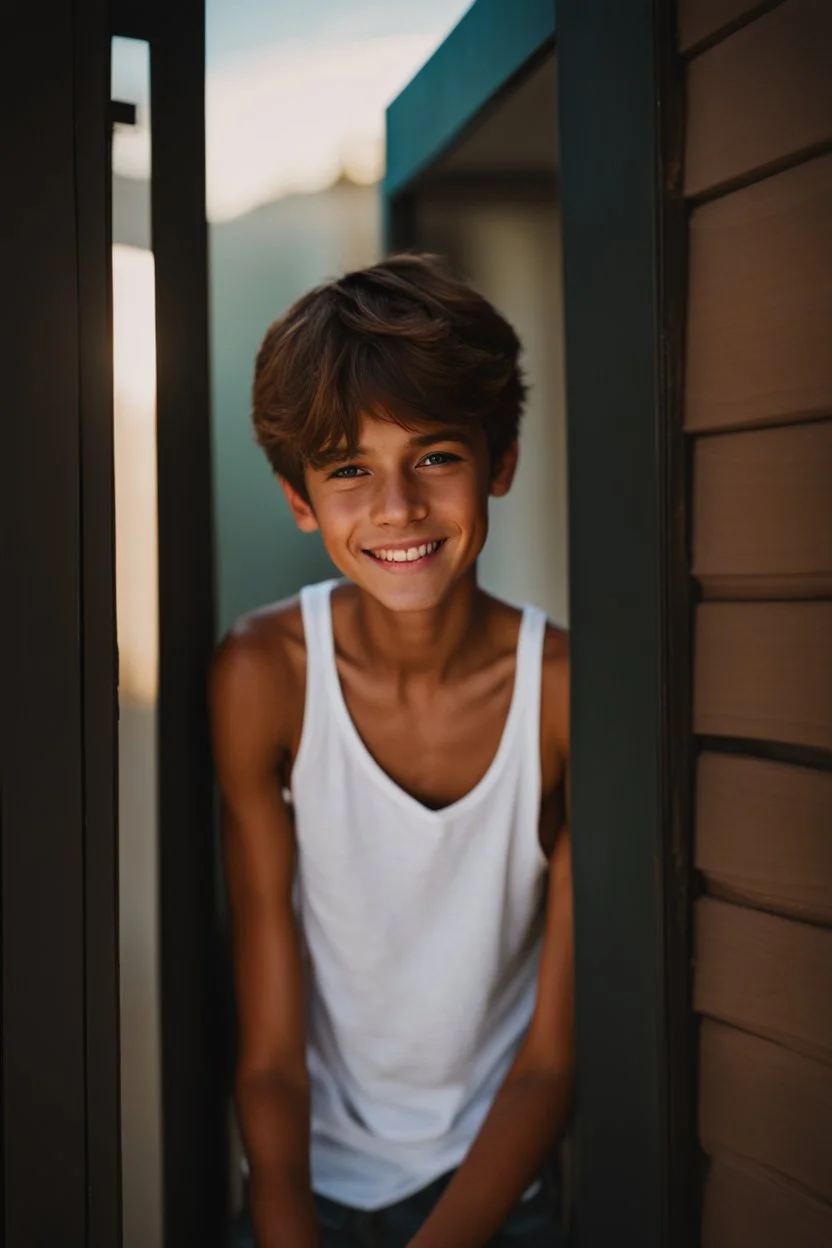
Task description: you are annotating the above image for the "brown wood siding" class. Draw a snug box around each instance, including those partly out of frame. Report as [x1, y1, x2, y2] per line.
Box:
[679, 0, 784, 54]
[695, 752, 832, 925]
[694, 897, 832, 1064]
[685, 153, 832, 434]
[681, 4, 832, 1239]
[699, 1019, 832, 1199]
[702, 1155, 832, 1248]
[694, 601, 832, 751]
[685, 0, 832, 198]
[692, 420, 832, 599]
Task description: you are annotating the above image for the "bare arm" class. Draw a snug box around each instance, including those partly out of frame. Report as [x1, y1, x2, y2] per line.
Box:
[210, 631, 318, 1248]
[408, 643, 574, 1248]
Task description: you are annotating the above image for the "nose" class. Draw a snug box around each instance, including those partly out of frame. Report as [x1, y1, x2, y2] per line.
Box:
[370, 468, 428, 528]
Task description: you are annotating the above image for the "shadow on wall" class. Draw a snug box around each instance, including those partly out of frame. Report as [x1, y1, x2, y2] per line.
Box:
[417, 193, 569, 626]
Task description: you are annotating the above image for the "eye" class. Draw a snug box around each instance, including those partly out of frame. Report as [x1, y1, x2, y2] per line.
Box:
[328, 464, 367, 479]
[420, 451, 461, 467]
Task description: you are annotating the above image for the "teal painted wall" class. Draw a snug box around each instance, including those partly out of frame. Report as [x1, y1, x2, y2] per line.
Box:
[209, 179, 381, 637]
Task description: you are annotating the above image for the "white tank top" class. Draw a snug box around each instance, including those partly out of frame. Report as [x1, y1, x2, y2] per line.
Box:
[291, 579, 549, 1211]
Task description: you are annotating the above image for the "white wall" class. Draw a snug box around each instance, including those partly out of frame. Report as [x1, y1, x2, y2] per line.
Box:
[118, 701, 163, 1248]
[112, 242, 164, 1248]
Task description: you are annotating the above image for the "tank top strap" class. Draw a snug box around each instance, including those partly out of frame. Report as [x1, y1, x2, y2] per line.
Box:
[514, 604, 548, 768]
[297, 578, 341, 755]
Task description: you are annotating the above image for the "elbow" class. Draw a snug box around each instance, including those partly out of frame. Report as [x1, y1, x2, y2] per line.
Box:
[512, 1034, 574, 1089]
[235, 1060, 310, 1111]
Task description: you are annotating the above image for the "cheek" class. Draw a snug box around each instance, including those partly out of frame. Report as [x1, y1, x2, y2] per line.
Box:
[313, 491, 365, 538]
[432, 472, 490, 519]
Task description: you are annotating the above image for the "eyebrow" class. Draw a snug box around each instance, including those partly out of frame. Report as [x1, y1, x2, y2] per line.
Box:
[317, 428, 474, 466]
[410, 428, 474, 449]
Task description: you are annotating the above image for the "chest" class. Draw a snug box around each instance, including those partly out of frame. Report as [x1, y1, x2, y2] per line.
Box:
[337, 665, 515, 811]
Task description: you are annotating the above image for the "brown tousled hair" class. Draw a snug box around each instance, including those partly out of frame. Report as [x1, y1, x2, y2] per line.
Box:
[251, 253, 527, 499]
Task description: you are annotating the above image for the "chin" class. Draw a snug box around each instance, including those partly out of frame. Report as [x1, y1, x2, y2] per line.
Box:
[355, 557, 477, 614]
[374, 585, 450, 613]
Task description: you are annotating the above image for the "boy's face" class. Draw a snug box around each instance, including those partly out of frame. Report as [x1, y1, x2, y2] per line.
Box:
[281, 412, 517, 613]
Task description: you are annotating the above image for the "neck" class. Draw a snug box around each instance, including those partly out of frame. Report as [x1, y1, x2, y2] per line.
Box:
[352, 569, 488, 683]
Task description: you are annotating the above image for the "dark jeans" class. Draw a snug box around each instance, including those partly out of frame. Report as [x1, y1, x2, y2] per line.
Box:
[231, 1165, 566, 1247]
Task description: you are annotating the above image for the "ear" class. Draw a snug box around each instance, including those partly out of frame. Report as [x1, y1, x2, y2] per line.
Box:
[279, 476, 319, 533]
[489, 441, 519, 498]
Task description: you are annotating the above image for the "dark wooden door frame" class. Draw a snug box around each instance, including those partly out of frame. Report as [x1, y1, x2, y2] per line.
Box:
[558, 1, 695, 1245]
[111, 2, 226, 1243]
[384, 1, 695, 1244]
[1, 1, 120, 1244]
[2, 0, 223, 1242]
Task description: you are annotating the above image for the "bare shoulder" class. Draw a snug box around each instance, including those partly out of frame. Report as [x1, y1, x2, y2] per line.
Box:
[209, 594, 307, 771]
[541, 620, 570, 789]
[484, 594, 569, 754]
[542, 619, 569, 693]
[211, 593, 306, 701]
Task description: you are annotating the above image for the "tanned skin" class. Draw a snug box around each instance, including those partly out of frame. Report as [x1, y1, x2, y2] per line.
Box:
[210, 414, 573, 1248]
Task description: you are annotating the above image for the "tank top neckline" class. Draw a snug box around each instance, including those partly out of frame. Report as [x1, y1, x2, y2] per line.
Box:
[308, 578, 536, 824]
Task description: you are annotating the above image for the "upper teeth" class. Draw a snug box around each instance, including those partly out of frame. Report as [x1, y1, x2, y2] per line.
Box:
[371, 541, 441, 563]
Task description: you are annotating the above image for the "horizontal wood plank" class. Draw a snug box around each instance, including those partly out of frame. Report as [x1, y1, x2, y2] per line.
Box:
[692, 420, 832, 598]
[694, 897, 832, 1063]
[696, 752, 832, 924]
[694, 601, 832, 751]
[703, 1153, 832, 1248]
[679, 0, 779, 53]
[685, 153, 832, 432]
[700, 1018, 832, 1199]
[685, 0, 832, 198]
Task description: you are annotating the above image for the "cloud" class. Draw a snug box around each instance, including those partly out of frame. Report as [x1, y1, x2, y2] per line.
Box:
[113, 31, 444, 223]
[205, 33, 439, 221]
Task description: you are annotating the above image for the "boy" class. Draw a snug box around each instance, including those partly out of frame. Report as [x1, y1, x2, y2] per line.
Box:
[210, 254, 573, 1247]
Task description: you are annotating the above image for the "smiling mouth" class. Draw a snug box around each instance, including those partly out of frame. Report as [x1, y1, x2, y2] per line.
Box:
[363, 539, 446, 566]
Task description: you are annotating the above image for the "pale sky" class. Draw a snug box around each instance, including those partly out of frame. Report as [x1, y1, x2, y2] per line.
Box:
[112, 0, 473, 222]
